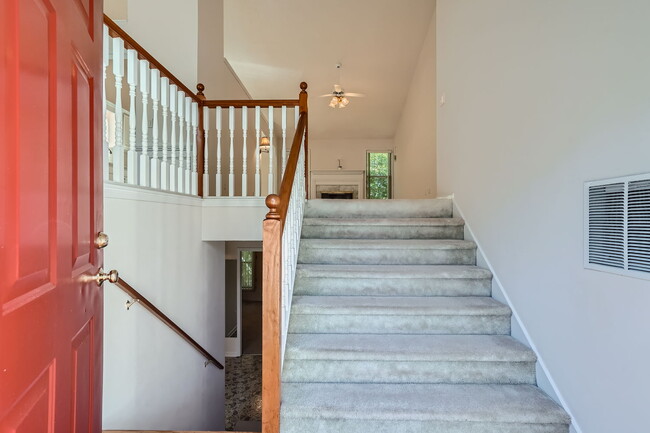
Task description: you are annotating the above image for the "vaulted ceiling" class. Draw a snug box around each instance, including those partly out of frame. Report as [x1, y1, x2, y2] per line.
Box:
[224, 0, 435, 140]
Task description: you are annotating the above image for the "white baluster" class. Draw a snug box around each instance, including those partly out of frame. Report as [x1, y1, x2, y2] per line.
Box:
[160, 77, 170, 190]
[268, 106, 274, 194]
[150, 69, 160, 188]
[111, 38, 125, 183]
[185, 97, 192, 193]
[176, 91, 185, 193]
[169, 84, 178, 192]
[203, 107, 210, 196]
[281, 105, 287, 176]
[228, 106, 235, 197]
[103, 26, 110, 181]
[216, 107, 222, 197]
[254, 106, 261, 196]
[241, 107, 248, 196]
[126, 49, 138, 185]
[191, 102, 198, 195]
[138, 60, 150, 187]
[295, 106, 299, 149]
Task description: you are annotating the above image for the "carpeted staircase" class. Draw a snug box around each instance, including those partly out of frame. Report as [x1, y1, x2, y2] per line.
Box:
[280, 198, 570, 433]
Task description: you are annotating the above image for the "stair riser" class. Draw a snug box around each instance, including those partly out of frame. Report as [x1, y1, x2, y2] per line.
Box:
[283, 360, 536, 385]
[288, 314, 511, 335]
[294, 277, 492, 297]
[297, 248, 476, 265]
[301, 225, 464, 240]
[304, 199, 453, 219]
[280, 418, 569, 433]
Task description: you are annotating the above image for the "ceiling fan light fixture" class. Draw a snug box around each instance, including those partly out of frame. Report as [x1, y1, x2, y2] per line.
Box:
[329, 97, 339, 108]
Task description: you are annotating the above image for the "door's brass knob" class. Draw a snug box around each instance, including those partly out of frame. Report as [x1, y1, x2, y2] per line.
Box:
[93, 268, 119, 286]
[95, 232, 109, 249]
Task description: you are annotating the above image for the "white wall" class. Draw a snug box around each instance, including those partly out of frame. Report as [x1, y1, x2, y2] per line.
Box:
[437, 1, 650, 432]
[103, 184, 225, 430]
[107, 0, 251, 99]
[118, 0, 199, 88]
[394, 7, 436, 199]
[310, 138, 394, 172]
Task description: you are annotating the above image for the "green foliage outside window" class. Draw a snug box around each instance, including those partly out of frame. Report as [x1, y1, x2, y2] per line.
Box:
[367, 152, 392, 199]
[240, 251, 254, 290]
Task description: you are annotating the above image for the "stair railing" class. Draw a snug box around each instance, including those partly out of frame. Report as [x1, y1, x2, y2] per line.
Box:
[113, 277, 224, 369]
[104, 15, 305, 198]
[262, 83, 308, 433]
[104, 15, 203, 195]
[200, 97, 302, 197]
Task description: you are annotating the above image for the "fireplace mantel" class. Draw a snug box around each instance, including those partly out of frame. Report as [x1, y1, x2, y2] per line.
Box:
[310, 170, 365, 199]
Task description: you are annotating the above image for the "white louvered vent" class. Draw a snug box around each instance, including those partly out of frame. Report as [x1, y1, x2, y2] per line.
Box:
[585, 174, 650, 280]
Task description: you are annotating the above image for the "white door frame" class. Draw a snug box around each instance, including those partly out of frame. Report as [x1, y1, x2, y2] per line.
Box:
[225, 247, 262, 357]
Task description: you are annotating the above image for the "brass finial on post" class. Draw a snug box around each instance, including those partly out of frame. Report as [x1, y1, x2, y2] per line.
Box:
[299, 82, 308, 114]
[265, 194, 281, 220]
[196, 83, 206, 100]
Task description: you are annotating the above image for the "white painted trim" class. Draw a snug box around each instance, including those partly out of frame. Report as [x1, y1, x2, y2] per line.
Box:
[104, 182, 202, 206]
[452, 196, 583, 433]
[202, 197, 266, 207]
[106, 183, 267, 209]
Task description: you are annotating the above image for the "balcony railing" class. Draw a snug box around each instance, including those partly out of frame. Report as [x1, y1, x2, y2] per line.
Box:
[103, 16, 307, 199]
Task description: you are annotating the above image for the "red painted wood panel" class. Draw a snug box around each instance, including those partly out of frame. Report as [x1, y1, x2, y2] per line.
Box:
[1, 0, 104, 432]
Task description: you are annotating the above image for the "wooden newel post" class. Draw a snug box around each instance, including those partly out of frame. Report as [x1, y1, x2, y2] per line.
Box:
[299, 82, 309, 198]
[196, 83, 206, 197]
[262, 193, 282, 433]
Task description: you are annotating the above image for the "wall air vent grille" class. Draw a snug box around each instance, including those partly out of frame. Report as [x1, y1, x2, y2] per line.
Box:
[628, 179, 650, 273]
[585, 174, 650, 280]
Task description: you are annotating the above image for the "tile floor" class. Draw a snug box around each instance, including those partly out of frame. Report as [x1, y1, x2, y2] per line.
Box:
[225, 355, 262, 431]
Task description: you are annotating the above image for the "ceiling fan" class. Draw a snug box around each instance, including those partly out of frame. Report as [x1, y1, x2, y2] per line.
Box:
[320, 64, 365, 108]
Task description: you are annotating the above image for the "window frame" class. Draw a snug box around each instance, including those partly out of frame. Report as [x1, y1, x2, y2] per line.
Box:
[366, 150, 393, 199]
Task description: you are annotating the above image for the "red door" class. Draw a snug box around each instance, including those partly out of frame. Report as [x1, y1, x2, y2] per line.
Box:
[1, 0, 104, 432]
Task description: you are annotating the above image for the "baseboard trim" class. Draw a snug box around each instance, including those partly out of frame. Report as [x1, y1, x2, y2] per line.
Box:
[452, 195, 583, 433]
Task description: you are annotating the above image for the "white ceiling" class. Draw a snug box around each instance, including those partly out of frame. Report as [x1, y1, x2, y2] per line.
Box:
[224, 0, 435, 140]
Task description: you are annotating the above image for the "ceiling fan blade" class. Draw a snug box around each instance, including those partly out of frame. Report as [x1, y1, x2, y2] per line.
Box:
[319, 93, 335, 97]
[344, 93, 365, 98]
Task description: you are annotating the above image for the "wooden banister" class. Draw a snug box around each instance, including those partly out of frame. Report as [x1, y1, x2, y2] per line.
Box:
[262, 82, 308, 433]
[202, 99, 300, 109]
[275, 114, 307, 225]
[103, 14, 201, 103]
[113, 278, 224, 370]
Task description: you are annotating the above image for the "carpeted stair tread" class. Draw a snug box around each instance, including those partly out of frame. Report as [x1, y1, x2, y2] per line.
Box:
[285, 334, 535, 362]
[298, 239, 477, 265]
[281, 383, 571, 424]
[301, 217, 465, 239]
[296, 264, 492, 279]
[303, 217, 464, 227]
[294, 264, 493, 296]
[304, 198, 453, 218]
[300, 239, 475, 250]
[290, 295, 510, 316]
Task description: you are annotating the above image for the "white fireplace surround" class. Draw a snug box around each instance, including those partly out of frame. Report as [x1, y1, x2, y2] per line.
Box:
[310, 170, 365, 199]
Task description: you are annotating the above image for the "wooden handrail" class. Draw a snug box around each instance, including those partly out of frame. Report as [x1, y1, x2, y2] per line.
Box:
[113, 277, 224, 370]
[273, 113, 307, 226]
[202, 99, 300, 109]
[103, 14, 201, 103]
[262, 82, 308, 433]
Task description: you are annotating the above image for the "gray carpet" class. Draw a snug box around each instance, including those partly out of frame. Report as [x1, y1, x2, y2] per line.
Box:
[280, 198, 570, 433]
